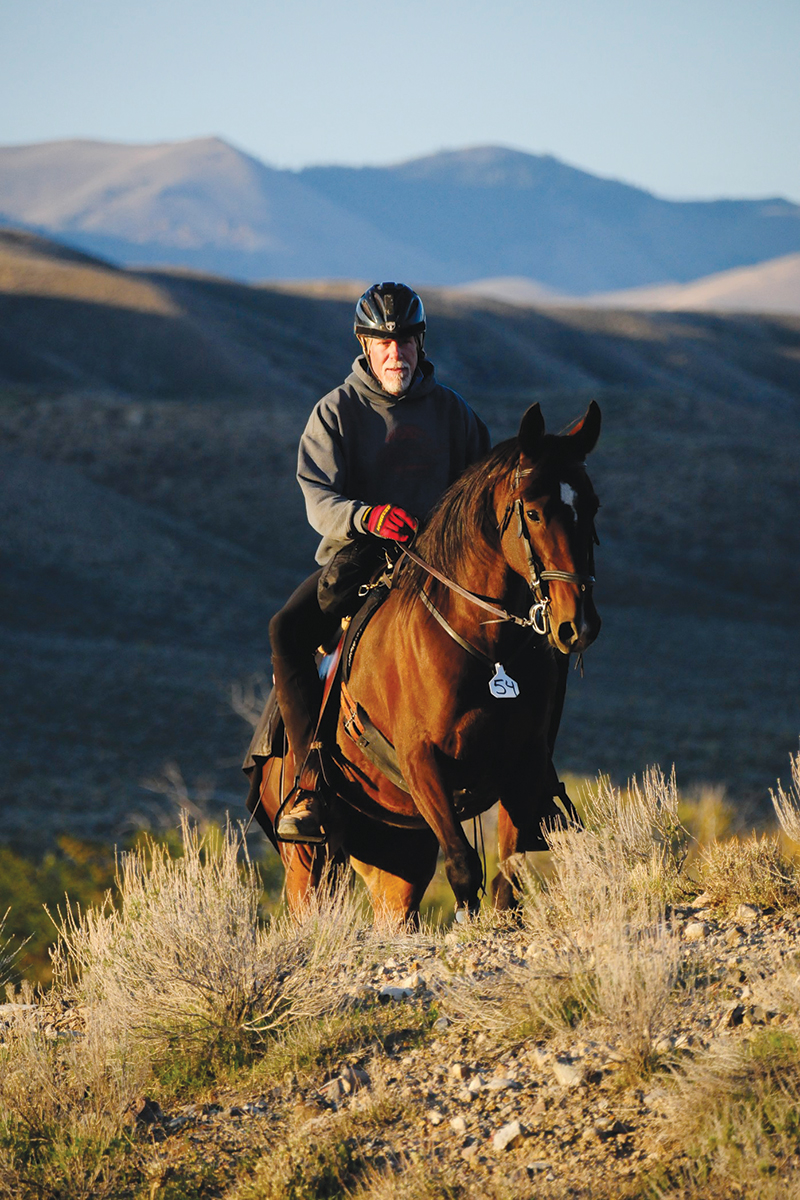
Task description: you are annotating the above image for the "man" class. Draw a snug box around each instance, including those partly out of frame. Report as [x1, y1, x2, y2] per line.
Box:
[271, 282, 490, 843]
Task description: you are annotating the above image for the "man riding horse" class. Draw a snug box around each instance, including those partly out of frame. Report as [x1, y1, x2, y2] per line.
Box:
[271, 282, 490, 843]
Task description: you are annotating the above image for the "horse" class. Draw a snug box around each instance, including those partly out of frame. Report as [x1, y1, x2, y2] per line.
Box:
[249, 401, 601, 921]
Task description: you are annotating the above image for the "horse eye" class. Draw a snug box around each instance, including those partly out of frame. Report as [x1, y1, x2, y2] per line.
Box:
[526, 508, 541, 523]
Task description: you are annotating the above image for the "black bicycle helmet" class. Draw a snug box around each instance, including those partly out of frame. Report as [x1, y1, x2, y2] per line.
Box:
[354, 282, 426, 344]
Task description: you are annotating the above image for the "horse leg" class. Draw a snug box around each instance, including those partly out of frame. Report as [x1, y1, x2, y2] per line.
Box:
[344, 817, 440, 927]
[492, 803, 531, 909]
[491, 742, 555, 909]
[403, 742, 483, 913]
[258, 755, 334, 915]
[350, 856, 432, 928]
[281, 842, 331, 913]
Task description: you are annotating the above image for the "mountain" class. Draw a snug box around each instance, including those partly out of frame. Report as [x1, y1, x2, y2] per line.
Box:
[0, 137, 436, 281]
[2, 139, 800, 293]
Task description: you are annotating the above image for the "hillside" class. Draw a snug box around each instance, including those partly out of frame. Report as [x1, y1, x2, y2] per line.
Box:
[453, 253, 800, 316]
[2, 139, 800, 292]
[1, 230, 799, 845]
[588, 252, 800, 314]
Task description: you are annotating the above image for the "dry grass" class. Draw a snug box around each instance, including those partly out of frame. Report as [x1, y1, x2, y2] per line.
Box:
[695, 833, 800, 912]
[653, 1031, 800, 1199]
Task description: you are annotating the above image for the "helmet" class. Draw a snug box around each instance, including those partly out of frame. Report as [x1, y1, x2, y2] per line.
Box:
[354, 282, 426, 344]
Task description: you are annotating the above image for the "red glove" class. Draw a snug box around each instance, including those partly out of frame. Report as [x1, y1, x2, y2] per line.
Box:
[362, 504, 418, 543]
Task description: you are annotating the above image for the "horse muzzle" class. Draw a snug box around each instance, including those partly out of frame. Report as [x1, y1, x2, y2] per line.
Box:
[551, 597, 601, 655]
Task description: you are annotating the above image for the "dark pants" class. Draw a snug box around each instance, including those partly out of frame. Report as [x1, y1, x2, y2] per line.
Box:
[268, 540, 384, 770]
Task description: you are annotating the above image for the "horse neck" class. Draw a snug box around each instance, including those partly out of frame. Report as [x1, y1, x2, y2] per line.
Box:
[426, 528, 524, 655]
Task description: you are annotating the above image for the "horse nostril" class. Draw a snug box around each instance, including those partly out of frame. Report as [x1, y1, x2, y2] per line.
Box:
[558, 622, 576, 646]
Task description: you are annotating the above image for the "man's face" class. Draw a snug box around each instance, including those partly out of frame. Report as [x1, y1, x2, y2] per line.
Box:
[365, 336, 419, 395]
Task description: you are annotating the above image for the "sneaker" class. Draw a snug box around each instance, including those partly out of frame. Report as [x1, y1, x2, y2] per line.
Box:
[275, 790, 327, 844]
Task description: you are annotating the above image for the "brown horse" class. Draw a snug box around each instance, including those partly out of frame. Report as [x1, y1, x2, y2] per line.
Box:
[251, 401, 601, 920]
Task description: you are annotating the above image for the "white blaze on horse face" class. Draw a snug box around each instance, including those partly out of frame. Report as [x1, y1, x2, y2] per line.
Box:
[560, 481, 578, 517]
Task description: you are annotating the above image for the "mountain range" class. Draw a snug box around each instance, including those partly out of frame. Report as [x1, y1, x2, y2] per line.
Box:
[2, 137, 800, 294]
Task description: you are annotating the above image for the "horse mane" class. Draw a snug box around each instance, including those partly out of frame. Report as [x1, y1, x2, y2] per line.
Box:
[394, 438, 519, 598]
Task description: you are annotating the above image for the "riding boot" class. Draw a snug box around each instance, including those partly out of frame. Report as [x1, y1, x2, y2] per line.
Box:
[271, 653, 327, 843]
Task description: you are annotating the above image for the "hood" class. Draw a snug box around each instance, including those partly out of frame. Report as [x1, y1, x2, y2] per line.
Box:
[346, 354, 438, 406]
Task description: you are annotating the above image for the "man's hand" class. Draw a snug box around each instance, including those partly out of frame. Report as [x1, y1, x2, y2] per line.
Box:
[362, 504, 418, 543]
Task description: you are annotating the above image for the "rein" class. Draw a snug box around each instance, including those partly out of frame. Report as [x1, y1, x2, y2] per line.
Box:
[400, 544, 537, 630]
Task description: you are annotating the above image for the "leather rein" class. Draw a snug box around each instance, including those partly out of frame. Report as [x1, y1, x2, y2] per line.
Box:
[400, 461, 596, 643]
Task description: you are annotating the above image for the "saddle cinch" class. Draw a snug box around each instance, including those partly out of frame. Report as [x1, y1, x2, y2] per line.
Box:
[243, 583, 403, 838]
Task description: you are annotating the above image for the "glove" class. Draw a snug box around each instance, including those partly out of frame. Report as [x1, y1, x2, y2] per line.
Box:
[362, 504, 418, 543]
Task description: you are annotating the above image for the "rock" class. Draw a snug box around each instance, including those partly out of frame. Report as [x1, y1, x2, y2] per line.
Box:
[379, 985, 413, 1002]
[527, 1160, 551, 1174]
[486, 1077, 516, 1092]
[339, 1065, 370, 1093]
[736, 904, 761, 923]
[462, 1140, 479, 1160]
[399, 972, 426, 990]
[450, 1115, 468, 1134]
[319, 1078, 345, 1103]
[552, 1059, 584, 1088]
[136, 1098, 165, 1126]
[468, 1074, 486, 1094]
[493, 1119, 525, 1151]
[427, 1109, 445, 1126]
[722, 1004, 745, 1029]
[433, 1016, 451, 1031]
[683, 921, 709, 942]
[451, 1062, 471, 1080]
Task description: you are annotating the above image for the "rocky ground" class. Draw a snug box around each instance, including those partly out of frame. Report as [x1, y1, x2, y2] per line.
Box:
[15, 896, 800, 1198]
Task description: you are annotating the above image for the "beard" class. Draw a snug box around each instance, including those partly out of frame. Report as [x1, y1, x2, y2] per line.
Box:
[379, 362, 413, 395]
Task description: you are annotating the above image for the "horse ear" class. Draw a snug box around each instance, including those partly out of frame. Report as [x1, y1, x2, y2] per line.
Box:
[567, 400, 601, 458]
[518, 403, 546, 459]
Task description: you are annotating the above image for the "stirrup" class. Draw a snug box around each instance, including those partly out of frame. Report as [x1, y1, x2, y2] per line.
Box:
[275, 783, 327, 845]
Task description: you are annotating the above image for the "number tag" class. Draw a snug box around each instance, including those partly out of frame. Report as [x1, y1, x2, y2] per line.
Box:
[489, 663, 520, 699]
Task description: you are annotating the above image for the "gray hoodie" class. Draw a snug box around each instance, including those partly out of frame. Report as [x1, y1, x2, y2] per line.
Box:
[297, 354, 491, 563]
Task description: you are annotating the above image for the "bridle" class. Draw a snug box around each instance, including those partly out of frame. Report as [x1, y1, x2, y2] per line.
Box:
[496, 461, 596, 636]
[400, 458, 596, 644]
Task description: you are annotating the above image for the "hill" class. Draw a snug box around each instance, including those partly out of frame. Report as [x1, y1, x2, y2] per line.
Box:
[1, 230, 799, 844]
[2, 139, 800, 292]
[586, 252, 800, 314]
[452, 253, 800, 316]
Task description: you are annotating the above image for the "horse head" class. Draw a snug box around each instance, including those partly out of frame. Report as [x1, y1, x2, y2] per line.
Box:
[498, 401, 602, 655]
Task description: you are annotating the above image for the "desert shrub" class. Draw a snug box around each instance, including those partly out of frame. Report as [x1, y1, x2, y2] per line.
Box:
[772, 748, 800, 844]
[654, 1030, 800, 1198]
[443, 769, 687, 1069]
[0, 1013, 147, 1200]
[696, 834, 800, 911]
[52, 817, 376, 1072]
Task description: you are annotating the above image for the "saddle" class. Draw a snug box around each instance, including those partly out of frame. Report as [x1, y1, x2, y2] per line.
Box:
[242, 580, 393, 774]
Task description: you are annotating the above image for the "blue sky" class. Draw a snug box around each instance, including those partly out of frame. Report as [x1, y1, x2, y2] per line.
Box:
[2, 0, 798, 201]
